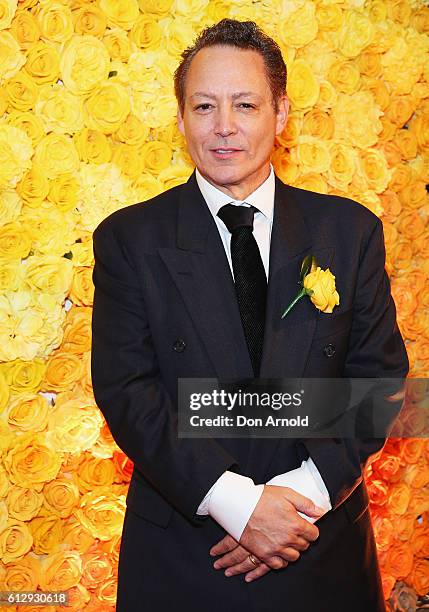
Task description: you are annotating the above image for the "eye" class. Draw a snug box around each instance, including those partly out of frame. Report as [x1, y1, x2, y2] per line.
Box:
[195, 103, 213, 111]
[238, 103, 255, 109]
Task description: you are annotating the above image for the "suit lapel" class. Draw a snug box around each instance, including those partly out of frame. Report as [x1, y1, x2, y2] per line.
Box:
[158, 171, 254, 380]
[260, 178, 334, 378]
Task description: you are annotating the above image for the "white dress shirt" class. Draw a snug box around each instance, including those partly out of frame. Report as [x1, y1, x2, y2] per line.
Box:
[194, 165, 332, 542]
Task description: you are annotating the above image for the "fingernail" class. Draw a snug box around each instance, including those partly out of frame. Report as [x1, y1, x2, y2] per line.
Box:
[225, 570, 231, 576]
[209, 551, 216, 556]
[245, 576, 252, 582]
[213, 562, 220, 569]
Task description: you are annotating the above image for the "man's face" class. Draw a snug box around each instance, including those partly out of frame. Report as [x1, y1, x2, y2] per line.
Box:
[177, 45, 288, 200]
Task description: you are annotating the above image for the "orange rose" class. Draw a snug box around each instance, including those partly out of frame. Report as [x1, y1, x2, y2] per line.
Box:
[2, 554, 40, 592]
[43, 477, 80, 518]
[44, 351, 83, 392]
[61, 307, 92, 354]
[372, 454, 401, 481]
[388, 482, 411, 515]
[367, 478, 388, 506]
[391, 278, 417, 319]
[81, 551, 113, 590]
[380, 190, 402, 222]
[396, 129, 418, 160]
[395, 513, 415, 541]
[112, 451, 133, 483]
[385, 95, 414, 127]
[39, 550, 82, 591]
[371, 513, 394, 551]
[76, 456, 116, 494]
[404, 458, 429, 488]
[69, 267, 94, 306]
[63, 519, 95, 555]
[408, 559, 429, 596]
[401, 438, 425, 464]
[276, 113, 303, 148]
[29, 515, 63, 554]
[411, 522, 429, 557]
[399, 181, 428, 209]
[384, 541, 414, 579]
[388, 164, 412, 191]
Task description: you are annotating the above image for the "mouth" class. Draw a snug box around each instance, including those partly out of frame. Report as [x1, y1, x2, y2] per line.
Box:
[210, 148, 243, 159]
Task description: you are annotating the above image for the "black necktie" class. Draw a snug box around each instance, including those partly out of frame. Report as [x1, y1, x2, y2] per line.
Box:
[217, 203, 267, 377]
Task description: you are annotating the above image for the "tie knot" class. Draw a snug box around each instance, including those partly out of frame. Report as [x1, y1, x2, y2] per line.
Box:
[217, 203, 257, 234]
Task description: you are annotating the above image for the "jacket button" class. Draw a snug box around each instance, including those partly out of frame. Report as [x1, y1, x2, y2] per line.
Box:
[173, 339, 186, 353]
[323, 343, 336, 358]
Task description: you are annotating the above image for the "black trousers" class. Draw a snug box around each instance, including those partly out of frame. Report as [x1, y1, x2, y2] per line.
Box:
[116, 501, 386, 612]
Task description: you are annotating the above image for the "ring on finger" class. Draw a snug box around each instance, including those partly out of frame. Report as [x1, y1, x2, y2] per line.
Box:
[248, 554, 260, 566]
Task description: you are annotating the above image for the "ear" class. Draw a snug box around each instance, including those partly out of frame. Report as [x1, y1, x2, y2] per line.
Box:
[275, 95, 289, 135]
[177, 106, 185, 136]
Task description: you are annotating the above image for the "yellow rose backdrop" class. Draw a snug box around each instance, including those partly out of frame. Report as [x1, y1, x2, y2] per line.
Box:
[0, 0, 427, 609]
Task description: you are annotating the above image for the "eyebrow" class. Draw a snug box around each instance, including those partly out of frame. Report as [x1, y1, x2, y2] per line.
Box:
[189, 91, 262, 100]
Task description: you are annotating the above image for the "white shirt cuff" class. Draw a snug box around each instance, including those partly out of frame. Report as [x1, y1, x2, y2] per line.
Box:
[196, 471, 264, 541]
[266, 458, 332, 522]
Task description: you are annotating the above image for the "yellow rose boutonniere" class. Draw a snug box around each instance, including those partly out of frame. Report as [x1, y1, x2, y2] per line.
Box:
[281, 254, 340, 318]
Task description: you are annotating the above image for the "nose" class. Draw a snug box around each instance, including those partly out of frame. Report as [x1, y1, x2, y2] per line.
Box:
[214, 104, 237, 138]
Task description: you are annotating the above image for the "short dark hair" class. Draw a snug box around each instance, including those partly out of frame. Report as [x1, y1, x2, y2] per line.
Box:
[174, 18, 287, 115]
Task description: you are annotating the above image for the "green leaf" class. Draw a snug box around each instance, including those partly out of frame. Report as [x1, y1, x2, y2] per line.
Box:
[300, 254, 313, 282]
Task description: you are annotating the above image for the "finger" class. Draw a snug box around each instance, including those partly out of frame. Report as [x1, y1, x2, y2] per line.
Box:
[245, 563, 273, 582]
[224, 555, 266, 577]
[210, 534, 238, 556]
[213, 546, 249, 569]
[277, 547, 300, 563]
[282, 535, 311, 552]
[282, 487, 326, 518]
[264, 554, 292, 570]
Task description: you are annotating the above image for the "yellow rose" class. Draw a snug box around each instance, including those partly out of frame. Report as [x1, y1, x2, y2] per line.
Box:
[287, 59, 320, 111]
[410, 114, 429, 155]
[63, 521, 94, 555]
[44, 351, 83, 392]
[29, 514, 63, 554]
[35, 83, 84, 134]
[33, 2, 73, 43]
[302, 109, 333, 140]
[279, 2, 318, 48]
[290, 136, 330, 174]
[76, 162, 134, 232]
[158, 166, 193, 190]
[60, 35, 110, 96]
[0, 124, 33, 188]
[356, 51, 382, 78]
[0, 0, 17, 30]
[399, 181, 427, 209]
[292, 173, 328, 195]
[0, 420, 14, 454]
[382, 36, 422, 95]
[1, 554, 40, 592]
[0, 520, 33, 564]
[332, 92, 382, 149]
[21, 205, 78, 256]
[73, 128, 112, 164]
[139, 0, 173, 16]
[7, 486, 44, 521]
[304, 267, 340, 313]
[130, 14, 162, 49]
[337, 11, 374, 58]
[61, 306, 92, 353]
[76, 456, 116, 494]
[34, 133, 79, 178]
[73, 5, 107, 37]
[43, 477, 80, 519]
[4, 432, 62, 491]
[0, 30, 25, 81]
[39, 550, 82, 591]
[6, 393, 49, 432]
[140, 140, 173, 174]
[16, 163, 49, 207]
[327, 143, 358, 191]
[74, 487, 126, 541]
[276, 112, 303, 148]
[131, 89, 177, 128]
[9, 8, 40, 49]
[102, 27, 131, 62]
[69, 266, 94, 306]
[111, 143, 142, 180]
[7, 110, 44, 147]
[4, 69, 39, 111]
[396, 129, 418, 160]
[0, 189, 22, 225]
[0, 368, 9, 412]
[2, 358, 45, 393]
[69, 236, 94, 266]
[47, 173, 79, 212]
[132, 171, 164, 202]
[356, 148, 390, 193]
[316, 4, 344, 31]
[0, 221, 31, 259]
[385, 95, 414, 127]
[161, 18, 195, 58]
[328, 59, 361, 95]
[23, 254, 73, 295]
[113, 113, 149, 147]
[0, 261, 21, 296]
[316, 80, 338, 110]
[99, 0, 139, 30]
[84, 82, 130, 134]
[24, 41, 60, 84]
[48, 400, 103, 453]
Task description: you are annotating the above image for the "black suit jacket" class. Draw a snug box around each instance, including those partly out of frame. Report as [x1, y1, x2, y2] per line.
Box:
[91, 171, 408, 611]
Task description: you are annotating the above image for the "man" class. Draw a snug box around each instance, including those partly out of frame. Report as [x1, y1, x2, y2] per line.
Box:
[91, 19, 408, 612]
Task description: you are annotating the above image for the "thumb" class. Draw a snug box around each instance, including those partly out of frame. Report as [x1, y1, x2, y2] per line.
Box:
[210, 534, 238, 556]
[283, 488, 325, 517]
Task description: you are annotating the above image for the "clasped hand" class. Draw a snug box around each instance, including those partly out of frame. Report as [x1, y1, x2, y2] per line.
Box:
[209, 485, 323, 583]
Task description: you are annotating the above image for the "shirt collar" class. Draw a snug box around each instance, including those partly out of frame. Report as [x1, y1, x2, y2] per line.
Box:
[195, 164, 275, 222]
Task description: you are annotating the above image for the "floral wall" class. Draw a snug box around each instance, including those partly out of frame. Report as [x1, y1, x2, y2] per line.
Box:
[0, 0, 428, 610]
